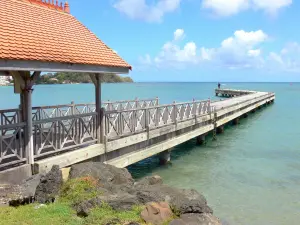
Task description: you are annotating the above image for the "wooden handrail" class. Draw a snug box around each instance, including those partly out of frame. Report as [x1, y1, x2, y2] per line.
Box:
[105, 99, 211, 114]
[32, 112, 97, 125]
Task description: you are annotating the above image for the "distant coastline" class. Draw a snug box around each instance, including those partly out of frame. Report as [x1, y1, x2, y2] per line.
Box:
[35, 72, 133, 84]
[0, 73, 133, 86]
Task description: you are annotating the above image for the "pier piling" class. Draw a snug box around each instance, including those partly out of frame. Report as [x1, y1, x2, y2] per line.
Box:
[196, 135, 206, 145]
[217, 126, 224, 134]
[159, 150, 171, 165]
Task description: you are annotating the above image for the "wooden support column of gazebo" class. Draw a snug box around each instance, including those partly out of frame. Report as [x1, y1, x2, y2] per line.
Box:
[0, 0, 131, 177]
[10, 71, 42, 165]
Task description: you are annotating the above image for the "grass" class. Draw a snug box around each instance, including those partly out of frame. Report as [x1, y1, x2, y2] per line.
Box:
[0, 177, 147, 225]
[0, 203, 146, 225]
[59, 176, 100, 206]
[0, 202, 82, 225]
[84, 204, 145, 225]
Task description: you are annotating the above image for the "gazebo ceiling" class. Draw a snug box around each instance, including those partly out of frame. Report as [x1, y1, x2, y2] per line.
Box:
[0, 0, 131, 73]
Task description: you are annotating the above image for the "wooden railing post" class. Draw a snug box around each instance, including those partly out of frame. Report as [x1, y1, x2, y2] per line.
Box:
[107, 101, 112, 111]
[145, 108, 149, 130]
[156, 97, 159, 106]
[100, 107, 105, 143]
[155, 107, 159, 126]
[135, 97, 139, 109]
[119, 112, 123, 135]
[173, 101, 177, 124]
[18, 103, 22, 123]
[192, 98, 196, 116]
[71, 101, 75, 115]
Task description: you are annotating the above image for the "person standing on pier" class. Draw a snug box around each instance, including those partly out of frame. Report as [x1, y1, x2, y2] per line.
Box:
[218, 82, 221, 89]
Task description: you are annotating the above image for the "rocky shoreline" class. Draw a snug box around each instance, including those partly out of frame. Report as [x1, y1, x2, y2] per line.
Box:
[0, 162, 223, 225]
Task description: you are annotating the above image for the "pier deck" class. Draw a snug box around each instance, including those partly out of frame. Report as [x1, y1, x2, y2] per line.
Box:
[0, 89, 275, 184]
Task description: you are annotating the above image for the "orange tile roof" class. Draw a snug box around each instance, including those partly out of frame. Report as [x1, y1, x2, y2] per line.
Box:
[0, 0, 131, 70]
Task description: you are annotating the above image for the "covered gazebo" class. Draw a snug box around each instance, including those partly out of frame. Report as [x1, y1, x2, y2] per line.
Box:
[0, 0, 131, 176]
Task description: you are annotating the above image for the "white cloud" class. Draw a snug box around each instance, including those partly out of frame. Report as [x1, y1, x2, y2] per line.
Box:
[202, 0, 292, 17]
[268, 42, 300, 72]
[269, 52, 283, 64]
[174, 29, 185, 41]
[212, 30, 267, 68]
[252, 0, 292, 14]
[230, 30, 268, 46]
[138, 29, 300, 73]
[154, 41, 200, 67]
[138, 29, 268, 69]
[148, 29, 210, 68]
[248, 49, 261, 57]
[139, 54, 152, 65]
[114, 0, 292, 22]
[114, 0, 181, 22]
[202, 0, 249, 17]
[201, 47, 214, 60]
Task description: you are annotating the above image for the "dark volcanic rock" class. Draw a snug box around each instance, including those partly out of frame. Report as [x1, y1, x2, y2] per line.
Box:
[21, 174, 43, 198]
[136, 185, 212, 215]
[75, 192, 139, 217]
[103, 192, 140, 211]
[5, 174, 43, 206]
[35, 165, 63, 203]
[177, 199, 213, 214]
[69, 162, 133, 185]
[170, 213, 221, 225]
[134, 175, 163, 188]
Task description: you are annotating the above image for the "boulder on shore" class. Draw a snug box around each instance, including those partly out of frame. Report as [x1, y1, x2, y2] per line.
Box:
[76, 192, 140, 217]
[3, 162, 222, 225]
[69, 162, 215, 223]
[69, 162, 134, 186]
[136, 184, 212, 215]
[134, 175, 163, 188]
[140, 202, 174, 225]
[3, 173, 43, 206]
[35, 165, 63, 203]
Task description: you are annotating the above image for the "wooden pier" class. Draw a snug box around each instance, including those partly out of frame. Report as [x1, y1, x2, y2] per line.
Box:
[0, 0, 275, 184]
[0, 89, 275, 183]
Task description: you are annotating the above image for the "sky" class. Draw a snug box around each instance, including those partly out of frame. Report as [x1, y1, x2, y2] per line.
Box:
[69, 0, 299, 82]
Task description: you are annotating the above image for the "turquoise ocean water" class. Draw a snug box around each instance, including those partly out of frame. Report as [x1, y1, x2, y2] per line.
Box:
[1, 83, 300, 225]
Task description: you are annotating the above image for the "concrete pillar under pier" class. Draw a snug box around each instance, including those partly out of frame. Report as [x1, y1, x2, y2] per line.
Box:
[251, 109, 256, 113]
[243, 113, 248, 118]
[232, 118, 239, 125]
[159, 150, 171, 165]
[216, 126, 224, 134]
[196, 135, 206, 145]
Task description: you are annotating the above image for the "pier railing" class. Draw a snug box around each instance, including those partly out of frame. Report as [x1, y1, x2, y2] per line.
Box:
[0, 122, 26, 169]
[104, 99, 212, 138]
[33, 112, 98, 160]
[0, 98, 158, 168]
[0, 92, 275, 170]
[0, 98, 159, 126]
